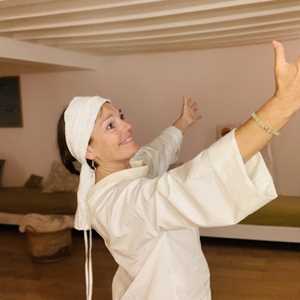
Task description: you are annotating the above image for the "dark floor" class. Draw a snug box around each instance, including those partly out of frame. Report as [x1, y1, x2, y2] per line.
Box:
[1, 225, 300, 300]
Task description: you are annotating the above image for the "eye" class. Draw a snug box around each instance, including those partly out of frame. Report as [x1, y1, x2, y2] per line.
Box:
[106, 121, 115, 130]
[119, 109, 125, 120]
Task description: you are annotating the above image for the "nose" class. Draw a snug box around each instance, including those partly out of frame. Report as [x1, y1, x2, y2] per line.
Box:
[121, 118, 133, 134]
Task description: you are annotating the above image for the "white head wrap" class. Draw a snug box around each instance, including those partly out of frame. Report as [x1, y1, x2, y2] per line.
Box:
[64, 96, 111, 230]
[64, 96, 111, 300]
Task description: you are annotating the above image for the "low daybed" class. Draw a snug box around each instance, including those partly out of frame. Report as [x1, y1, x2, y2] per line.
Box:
[1, 188, 299, 245]
[0, 186, 76, 224]
[200, 194, 300, 243]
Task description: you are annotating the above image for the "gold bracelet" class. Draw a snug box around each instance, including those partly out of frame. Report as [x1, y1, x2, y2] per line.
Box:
[251, 112, 280, 136]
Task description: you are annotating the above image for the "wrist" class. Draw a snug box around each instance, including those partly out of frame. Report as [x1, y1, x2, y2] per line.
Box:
[254, 96, 292, 134]
[172, 117, 188, 135]
[271, 94, 297, 119]
[260, 96, 294, 121]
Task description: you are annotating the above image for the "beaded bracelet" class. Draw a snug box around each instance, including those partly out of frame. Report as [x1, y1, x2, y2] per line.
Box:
[251, 112, 280, 136]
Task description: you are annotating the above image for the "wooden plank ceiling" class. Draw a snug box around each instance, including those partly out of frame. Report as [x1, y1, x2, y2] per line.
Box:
[0, 0, 299, 55]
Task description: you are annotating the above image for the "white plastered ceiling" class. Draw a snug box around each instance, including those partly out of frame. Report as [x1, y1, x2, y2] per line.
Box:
[0, 0, 299, 74]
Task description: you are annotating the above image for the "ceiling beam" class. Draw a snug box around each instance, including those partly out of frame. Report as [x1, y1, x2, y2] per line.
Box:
[0, 0, 51, 9]
[0, 0, 278, 33]
[81, 35, 300, 56]
[36, 19, 300, 46]
[62, 28, 300, 50]
[3, 2, 300, 40]
[0, 0, 162, 21]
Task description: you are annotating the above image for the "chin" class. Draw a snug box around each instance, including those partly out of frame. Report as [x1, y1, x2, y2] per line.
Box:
[131, 142, 140, 153]
[119, 141, 140, 158]
[128, 143, 140, 157]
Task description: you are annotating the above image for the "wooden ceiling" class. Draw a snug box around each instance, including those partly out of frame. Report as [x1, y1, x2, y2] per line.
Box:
[0, 0, 299, 55]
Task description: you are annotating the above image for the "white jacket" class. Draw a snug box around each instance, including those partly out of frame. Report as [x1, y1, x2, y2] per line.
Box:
[87, 126, 277, 300]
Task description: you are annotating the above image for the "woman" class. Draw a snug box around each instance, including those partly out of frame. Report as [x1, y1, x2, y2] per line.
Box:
[58, 41, 300, 300]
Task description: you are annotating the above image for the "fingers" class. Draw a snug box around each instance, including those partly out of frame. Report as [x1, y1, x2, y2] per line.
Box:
[181, 96, 203, 126]
[184, 96, 191, 102]
[183, 96, 200, 110]
[273, 40, 286, 70]
[183, 96, 191, 107]
[183, 95, 190, 105]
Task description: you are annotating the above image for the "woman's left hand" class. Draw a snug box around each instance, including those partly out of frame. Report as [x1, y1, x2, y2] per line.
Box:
[173, 96, 202, 134]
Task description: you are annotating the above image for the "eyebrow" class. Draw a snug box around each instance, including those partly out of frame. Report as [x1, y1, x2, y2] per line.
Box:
[101, 108, 123, 124]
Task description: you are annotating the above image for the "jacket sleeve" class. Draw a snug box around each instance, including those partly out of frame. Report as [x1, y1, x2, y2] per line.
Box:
[133, 128, 278, 230]
[130, 126, 183, 178]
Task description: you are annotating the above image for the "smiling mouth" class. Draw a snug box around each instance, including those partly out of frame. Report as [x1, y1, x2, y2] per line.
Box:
[120, 136, 134, 145]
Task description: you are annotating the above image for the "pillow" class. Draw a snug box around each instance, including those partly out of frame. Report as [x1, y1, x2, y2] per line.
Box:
[42, 160, 79, 193]
[24, 174, 43, 188]
[0, 160, 5, 187]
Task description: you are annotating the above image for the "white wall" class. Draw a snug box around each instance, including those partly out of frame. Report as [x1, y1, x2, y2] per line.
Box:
[1, 39, 300, 195]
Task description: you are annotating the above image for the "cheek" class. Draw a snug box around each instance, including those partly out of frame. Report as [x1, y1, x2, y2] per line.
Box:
[93, 133, 115, 157]
[105, 134, 122, 153]
[100, 132, 137, 159]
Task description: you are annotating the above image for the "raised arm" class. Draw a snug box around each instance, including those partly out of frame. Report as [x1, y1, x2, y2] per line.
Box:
[130, 96, 202, 178]
[130, 126, 183, 178]
[112, 128, 278, 233]
[235, 40, 300, 162]
[93, 42, 298, 234]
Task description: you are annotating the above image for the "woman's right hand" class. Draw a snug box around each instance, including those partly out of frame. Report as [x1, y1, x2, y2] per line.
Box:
[273, 40, 300, 116]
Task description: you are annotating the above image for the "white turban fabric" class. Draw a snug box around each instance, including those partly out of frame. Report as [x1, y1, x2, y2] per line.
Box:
[64, 96, 111, 230]
[64, 96, 111, 300]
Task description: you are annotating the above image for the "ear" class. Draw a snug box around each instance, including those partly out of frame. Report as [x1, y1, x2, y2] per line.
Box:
[86, 144, 95, 160]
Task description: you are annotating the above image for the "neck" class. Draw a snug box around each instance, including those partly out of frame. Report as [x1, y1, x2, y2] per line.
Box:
[95, 160, 130, 183]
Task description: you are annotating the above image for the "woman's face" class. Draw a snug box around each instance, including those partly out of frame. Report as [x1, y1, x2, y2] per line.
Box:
[86, 102, 140, 165]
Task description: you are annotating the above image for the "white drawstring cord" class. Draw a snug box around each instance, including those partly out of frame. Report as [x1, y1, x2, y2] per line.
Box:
[89, 229, 93, 300]
[84, 231, 89, 300]
[84, 229, 93, 300]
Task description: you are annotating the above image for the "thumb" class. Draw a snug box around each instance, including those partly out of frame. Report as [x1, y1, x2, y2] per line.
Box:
[182, 96, 187, 110]
[273, 40, 286, 70]
[183, 96, 189, 108]
[180, 96, 186, 116]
